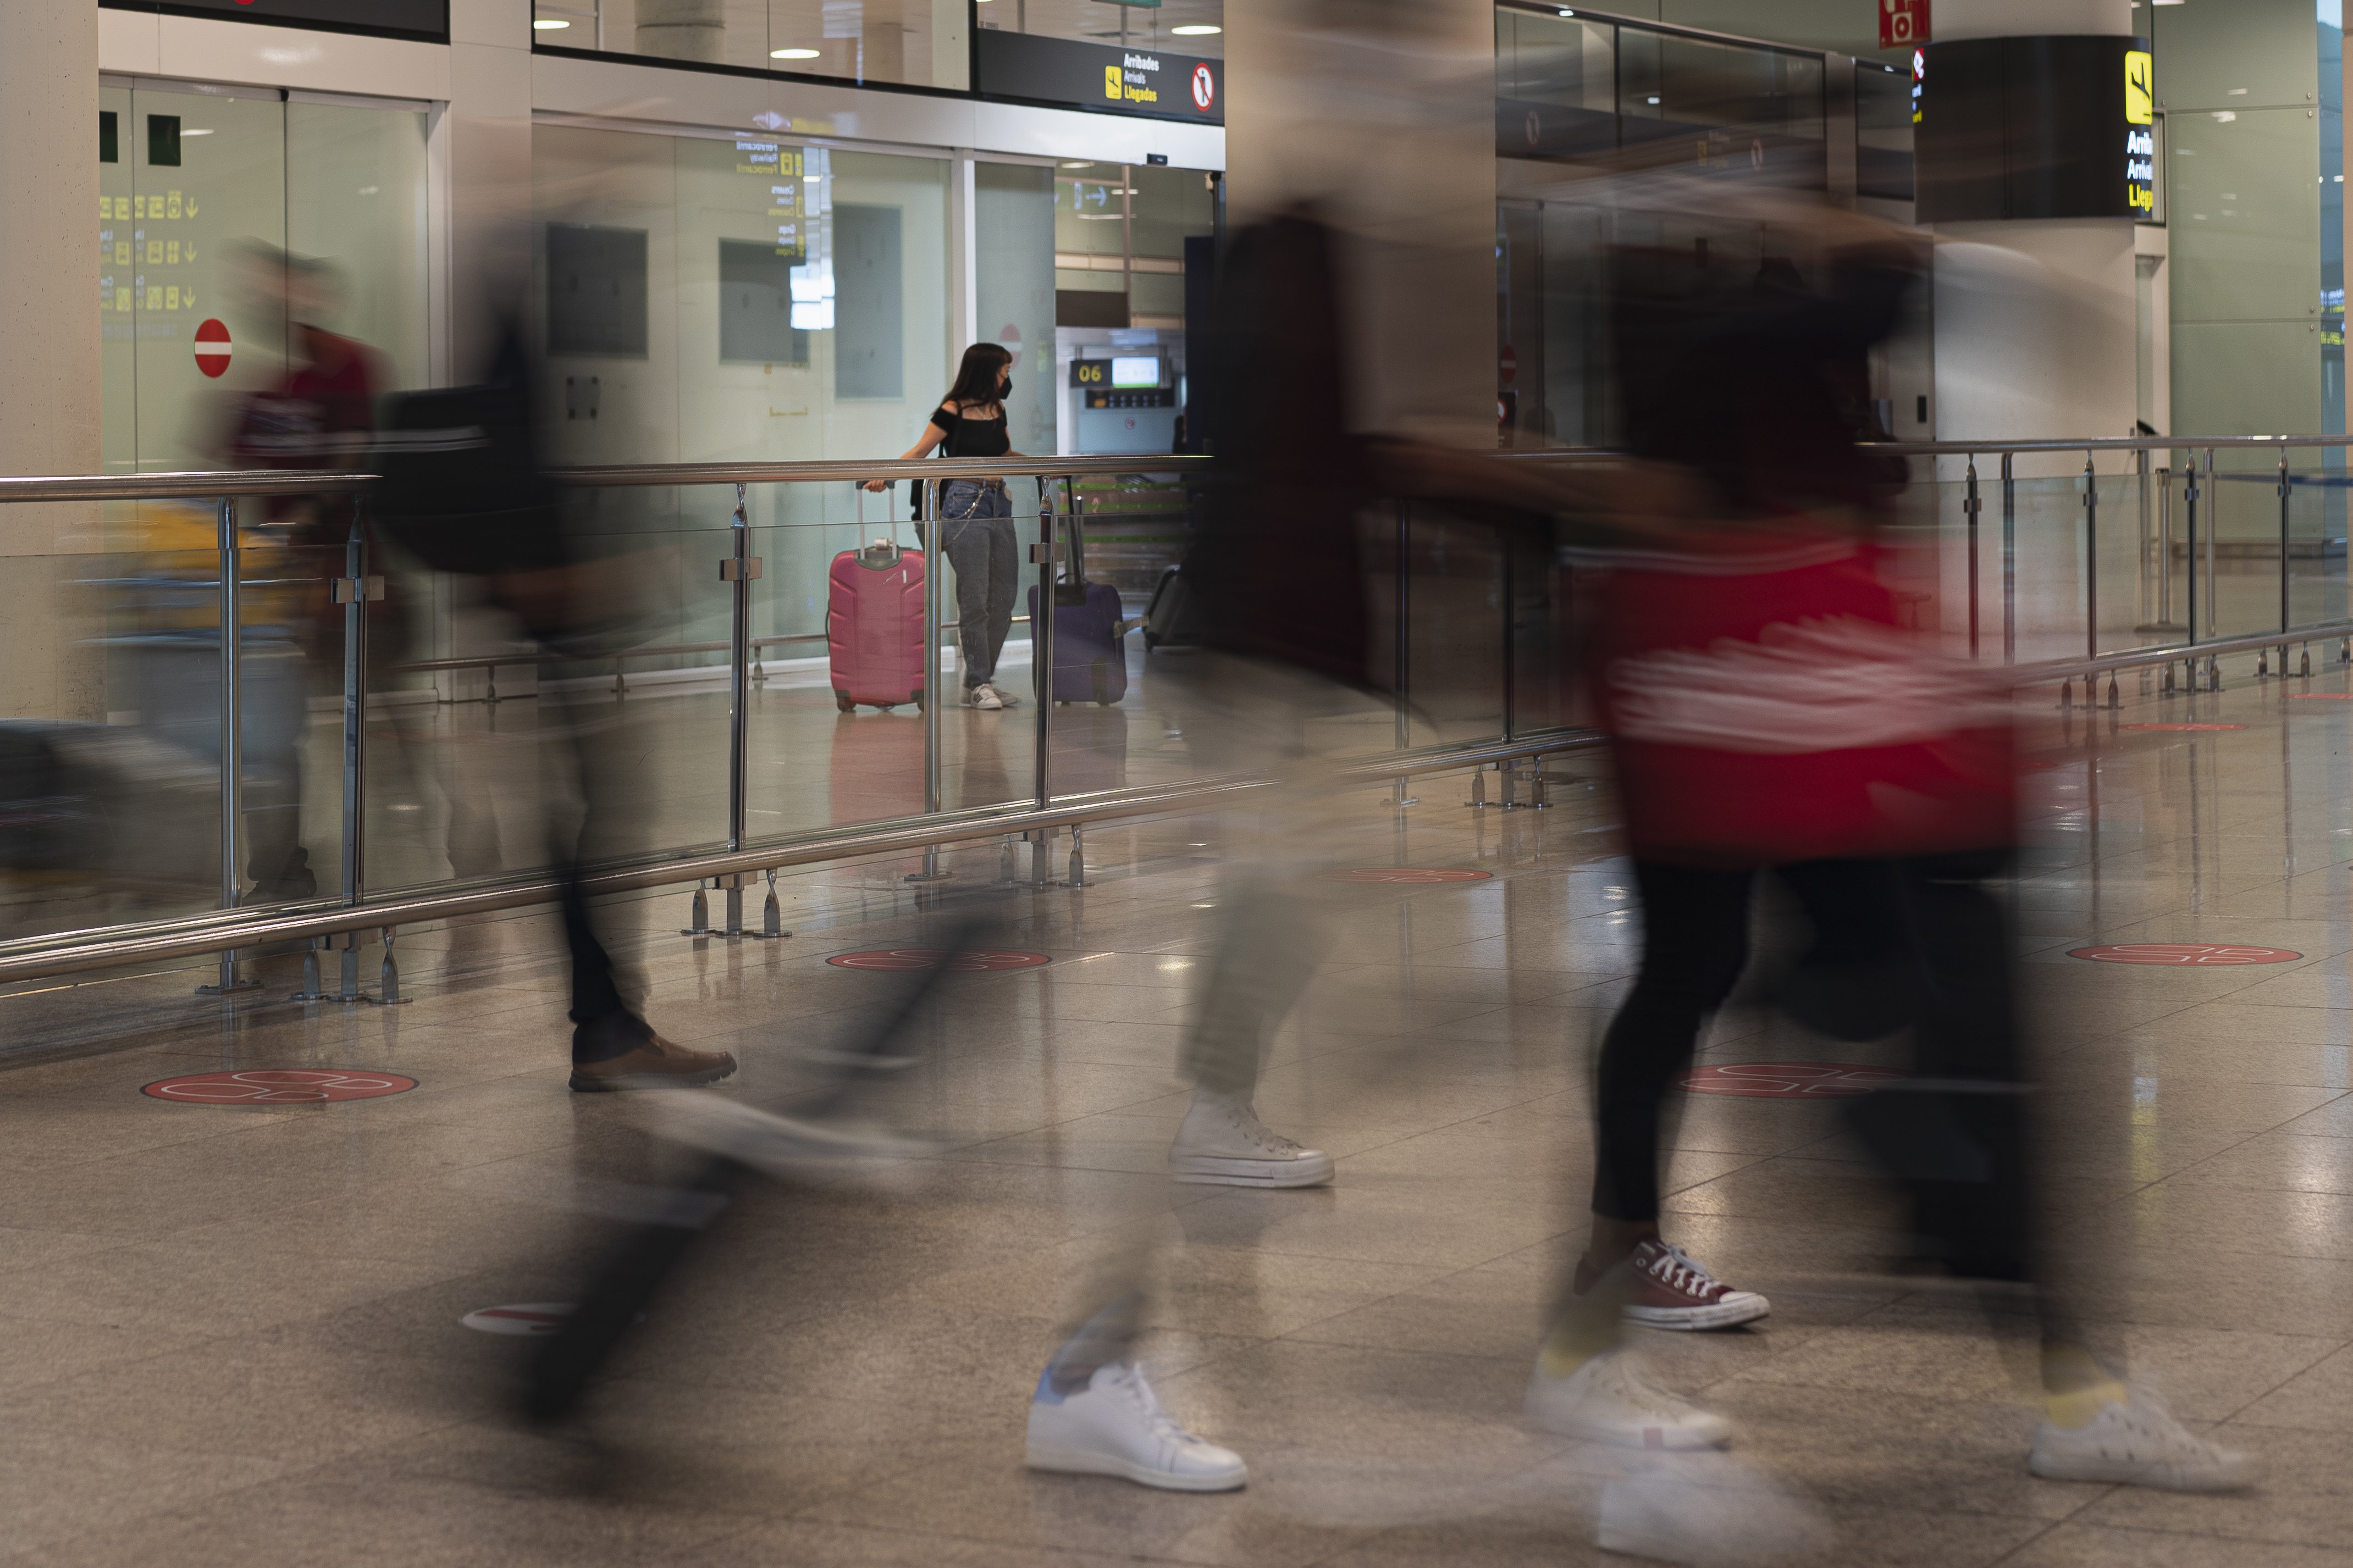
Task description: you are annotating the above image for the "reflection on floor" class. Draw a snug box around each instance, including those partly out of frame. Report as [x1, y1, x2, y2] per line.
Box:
[7, 665, 2353, 1565]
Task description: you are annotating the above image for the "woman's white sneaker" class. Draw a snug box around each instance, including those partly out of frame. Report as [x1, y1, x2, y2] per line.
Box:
[1025, 1360, 1249, 1492]
[2029, 1389, 2261, 1492]
[1170, 1091, 1335, 1188]
[967, 684, 1004, 710]
[1525, 1347, 1733, 1450]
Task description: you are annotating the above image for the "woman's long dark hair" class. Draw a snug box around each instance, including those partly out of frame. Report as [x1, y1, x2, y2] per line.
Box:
[942, 342, 1012, 411]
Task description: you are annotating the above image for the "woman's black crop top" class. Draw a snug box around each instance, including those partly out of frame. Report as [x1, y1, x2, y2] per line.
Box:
[933, 403, 1010, 458]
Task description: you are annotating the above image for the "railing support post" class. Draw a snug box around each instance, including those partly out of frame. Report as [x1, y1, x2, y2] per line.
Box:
[907, 475, 950, 885]
[2185, 452, 2201, 652]
[2001, 453, 2017, 664]
[2083, 451, 2099, 662]
[2279, 448, 2293, 675]
[1964, 456, 1981, 660]
[200, 496, 257, 995]
[1032, 476, 1060, 811]
[2205, 446, 2218, 638]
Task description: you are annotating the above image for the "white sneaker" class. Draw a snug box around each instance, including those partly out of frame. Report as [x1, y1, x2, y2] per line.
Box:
[1026, 1360, 1248, 1492]
[1525, 1347, 1733, 1450]
[1170, 1090, 1335, 1188]
[966, 683, 1003, 710]
[1597, 1450, 1831, 1565]
[2029, 1388, 2261, 1492]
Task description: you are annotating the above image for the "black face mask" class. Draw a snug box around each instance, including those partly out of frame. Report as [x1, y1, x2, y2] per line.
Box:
[998, 375, 1013, 402]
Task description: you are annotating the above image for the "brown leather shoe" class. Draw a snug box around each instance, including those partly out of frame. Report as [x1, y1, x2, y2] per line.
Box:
[568, 1034, 739, 1092]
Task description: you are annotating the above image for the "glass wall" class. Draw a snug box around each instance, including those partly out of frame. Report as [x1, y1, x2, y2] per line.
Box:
[532, 0, 970, 90]
[981, 0, 1222, 59]
[1493, 3, 1826, 187]
[1855, 58, 1915, 203]
[976, 162, 1058, 456]
[97, 85, 431, 474]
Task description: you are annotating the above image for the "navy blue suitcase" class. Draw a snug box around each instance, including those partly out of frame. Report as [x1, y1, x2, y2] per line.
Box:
[1025, 508, 1129, 706]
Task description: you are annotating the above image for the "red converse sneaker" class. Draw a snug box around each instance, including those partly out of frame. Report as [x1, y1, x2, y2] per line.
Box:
[1605, 1240, 1770, 1332]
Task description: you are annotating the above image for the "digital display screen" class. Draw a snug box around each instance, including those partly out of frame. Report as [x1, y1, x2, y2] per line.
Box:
[1110, 356, 1161, 389]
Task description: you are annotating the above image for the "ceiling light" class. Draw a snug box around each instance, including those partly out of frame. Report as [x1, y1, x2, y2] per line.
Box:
[1558, 6, 1575, 13]
[1062, 160, 1091, 168]
[804, 173, 821, 181]
[184, 128, 214, 135]
[1646, 96, 1661, 104]
[533, 17, 570, 27]
[772, 47, 821, 58]
[1170, 24, 1219, 34]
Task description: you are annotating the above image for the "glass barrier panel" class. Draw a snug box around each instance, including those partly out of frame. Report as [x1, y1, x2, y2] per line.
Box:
[2291, 461, 2352, 634]
[1393, 502, 1507, 749]
[67, 524, 233, 935]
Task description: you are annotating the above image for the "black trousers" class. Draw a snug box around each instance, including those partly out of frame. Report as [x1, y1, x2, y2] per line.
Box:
[1589, 853, 2035, 1285]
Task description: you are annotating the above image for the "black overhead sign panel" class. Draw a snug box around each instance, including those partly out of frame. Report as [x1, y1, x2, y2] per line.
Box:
[975, 30, 1223, 125]
[98, 0, 450, 45]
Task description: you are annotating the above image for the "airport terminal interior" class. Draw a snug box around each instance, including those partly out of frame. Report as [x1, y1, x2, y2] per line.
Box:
[9, 0, 2353, 1564]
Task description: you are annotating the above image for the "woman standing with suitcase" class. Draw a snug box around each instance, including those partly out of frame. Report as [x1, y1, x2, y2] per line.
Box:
[867, 343, 1028, 710]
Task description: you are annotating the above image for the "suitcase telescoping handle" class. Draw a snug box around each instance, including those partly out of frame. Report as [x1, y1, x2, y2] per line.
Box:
[1062, 486, 1087, 587]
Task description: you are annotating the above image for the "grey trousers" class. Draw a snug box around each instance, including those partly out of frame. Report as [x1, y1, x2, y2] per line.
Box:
[940, 481, 1018, 689]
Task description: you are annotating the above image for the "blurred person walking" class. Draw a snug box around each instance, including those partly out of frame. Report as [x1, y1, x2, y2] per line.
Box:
[1023, 212, 1384, 1492]
[867, 343, 1026, 710]
[1517, 225, 2256, 1494]
[220, 246, 388, 900]
[373, 323, 735, 1094]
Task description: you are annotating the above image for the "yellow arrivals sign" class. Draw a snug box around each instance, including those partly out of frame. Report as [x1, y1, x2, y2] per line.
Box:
[2125, 50, 2154, 125]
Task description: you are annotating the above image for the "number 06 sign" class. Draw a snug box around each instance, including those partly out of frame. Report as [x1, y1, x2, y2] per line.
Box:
[1880, 0, 1930, 48]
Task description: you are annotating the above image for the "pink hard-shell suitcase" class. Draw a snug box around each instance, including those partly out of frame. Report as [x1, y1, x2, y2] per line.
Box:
[828, 490, 927, 712]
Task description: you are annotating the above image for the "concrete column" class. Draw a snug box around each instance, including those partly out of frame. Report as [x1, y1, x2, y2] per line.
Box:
[635, 0, 726, 64]
[1930, 0, 2140, 470]
[0, 0, 105, 719]
[1224, 0, 1496, 443]
[449, 0, 537, 382]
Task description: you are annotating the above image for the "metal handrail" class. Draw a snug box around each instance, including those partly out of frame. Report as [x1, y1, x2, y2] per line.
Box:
[0, 730, 1603, 987]
[0, 453, 1206, 504]
[0, 436, 2344, 995]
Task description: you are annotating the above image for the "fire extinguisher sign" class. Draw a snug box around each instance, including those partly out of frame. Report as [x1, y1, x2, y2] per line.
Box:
[1880, 0, 1929, 48]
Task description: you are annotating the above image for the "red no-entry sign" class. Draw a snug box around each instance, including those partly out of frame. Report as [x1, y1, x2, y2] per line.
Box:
[194, 317, 232, 378]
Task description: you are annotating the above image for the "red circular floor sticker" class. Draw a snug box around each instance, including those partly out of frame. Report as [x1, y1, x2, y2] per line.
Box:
[460, 1303, 575, 1337]
[826, 949, 1051, 972]
[2069, 943, 2302, 966]
[142, 1069, 417, 1104]
[1323, 868, 1494, 884]
[2121, 723, 2247, 732]
[1676, 1063, 1905, 1098]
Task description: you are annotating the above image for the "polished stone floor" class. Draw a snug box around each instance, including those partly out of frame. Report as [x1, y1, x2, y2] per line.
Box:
[5, 656, 2353, 1566]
